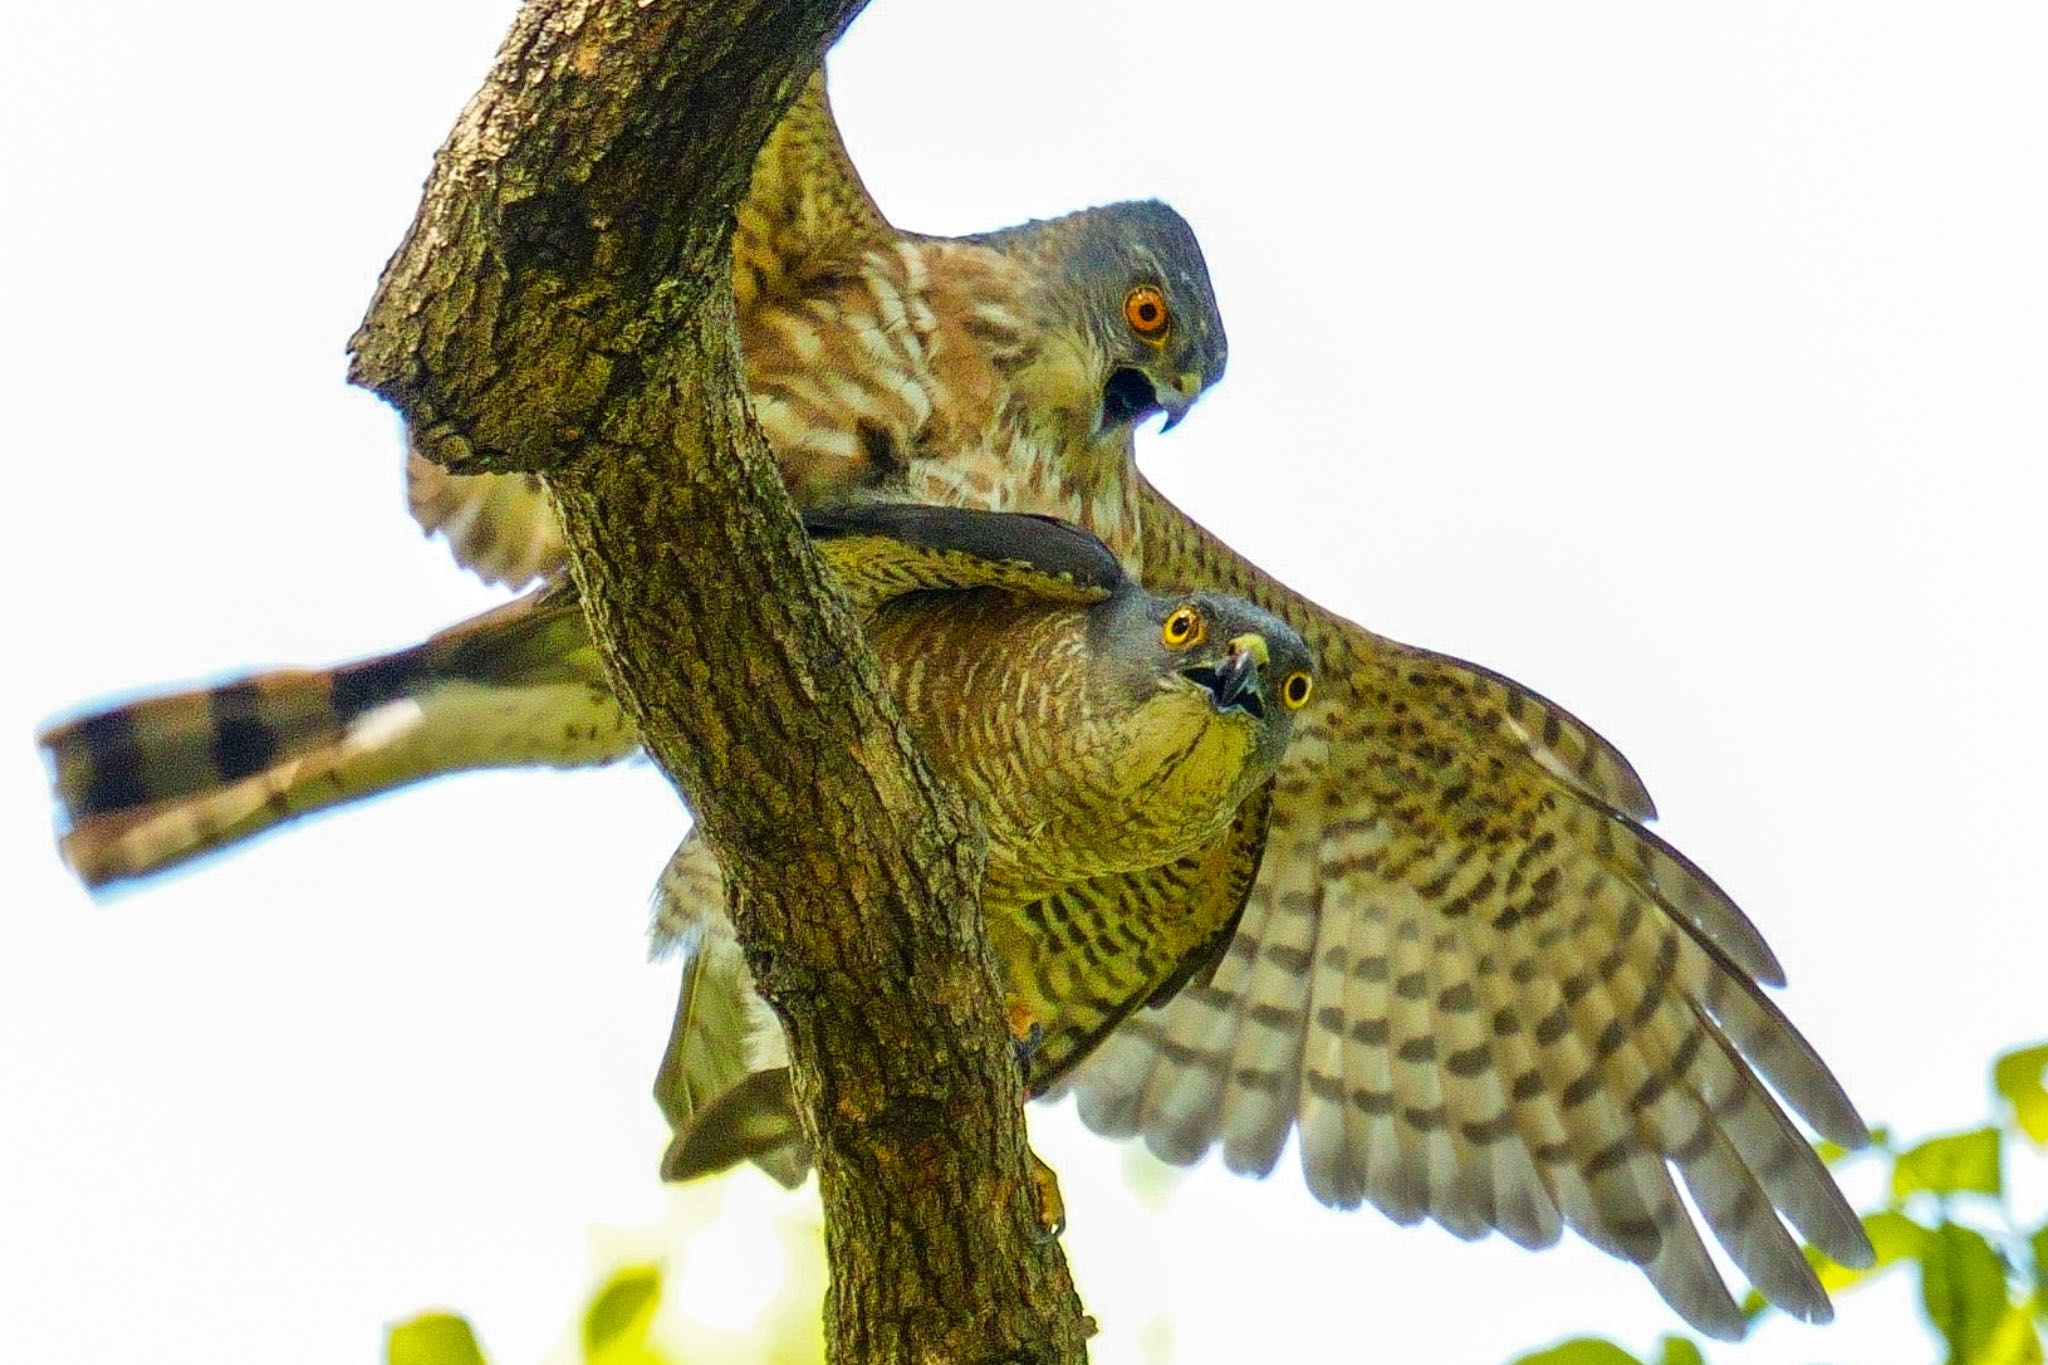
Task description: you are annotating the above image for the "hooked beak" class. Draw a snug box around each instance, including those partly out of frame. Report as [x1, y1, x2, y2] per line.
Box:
[1099, 368, 1206, 434]
[1183, 632, 1270, 717]
[1156, 370, 1204, 432]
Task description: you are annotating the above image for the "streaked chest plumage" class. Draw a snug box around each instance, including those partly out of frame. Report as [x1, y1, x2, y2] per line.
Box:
[741, 239, 1144, 573]
[861, 590, 1259, 909]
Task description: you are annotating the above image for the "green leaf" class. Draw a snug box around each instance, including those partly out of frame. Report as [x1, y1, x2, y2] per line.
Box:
[387, 1312, 488, 1365]
[2031, 1221, 2048, 1299]
[1919, 1221, 2011, 1363]
[1979, 1298, 2044, 1365]
[1835, 1210, 1934, 1290]
[582, 1265, 662, 1362]
[1509, 1341, 1646, 1365]
[1816, 1124, 1891, 1165]
[1995, 1044, 2048, 1147]
[1893, 1127, 2003, 1200]
[1657, 1337, 1707, 1365]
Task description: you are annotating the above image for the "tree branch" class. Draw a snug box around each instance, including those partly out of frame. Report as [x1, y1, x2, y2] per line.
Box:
[348, 3, 1091, 1359]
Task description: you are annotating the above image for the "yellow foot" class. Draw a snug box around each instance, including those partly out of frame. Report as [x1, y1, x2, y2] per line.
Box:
[1029, 1150, 1067, 1242]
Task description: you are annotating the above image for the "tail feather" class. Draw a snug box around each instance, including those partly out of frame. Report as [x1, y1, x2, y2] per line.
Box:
[660, 1067, 811, 1188]
[42, 667, 375, 819]
[51, 695, 426, 887]
[39, 588, 629, 888]
[651, 833, 815, 1188]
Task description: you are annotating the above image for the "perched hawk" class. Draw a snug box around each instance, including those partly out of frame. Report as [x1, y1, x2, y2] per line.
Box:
[406, 74, 1226, 587]
[40, 75, 1869, 1339]
[646, 506, 1313, 1187]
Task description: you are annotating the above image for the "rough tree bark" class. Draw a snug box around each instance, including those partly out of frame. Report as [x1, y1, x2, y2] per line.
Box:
[347, 2, 1092, 1360]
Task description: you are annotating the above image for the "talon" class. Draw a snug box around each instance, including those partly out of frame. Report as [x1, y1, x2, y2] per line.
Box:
[1005, 997, 1046, 1076]
[1029, 1150, 1067, 1242]
[1012, 1020, 1045, 1074]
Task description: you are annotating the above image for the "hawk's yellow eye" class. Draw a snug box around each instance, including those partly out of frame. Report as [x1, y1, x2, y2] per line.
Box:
[1161, 606, 1203, 648]
[1281, 671, 1314, 710]
[1125, 285, 1170, 339]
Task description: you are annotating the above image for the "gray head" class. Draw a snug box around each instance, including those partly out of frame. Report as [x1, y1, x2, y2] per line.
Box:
[1093, 585, 1315, 783]
[975, 200, 1228, 434]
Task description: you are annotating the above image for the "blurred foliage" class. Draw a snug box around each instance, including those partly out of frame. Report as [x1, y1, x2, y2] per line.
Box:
[387, 1178, 827, 1365]
[1508, 1039, 2048, 1365]
[1514, 1339, 1703, 1365]
[1996, 1047, 2048, 1147]
[388, 1312, 489, 1365]
[581, 1265, 665, 1365]
[386, 1265, 670, 1365]
[388, 1042, 2045, 1364]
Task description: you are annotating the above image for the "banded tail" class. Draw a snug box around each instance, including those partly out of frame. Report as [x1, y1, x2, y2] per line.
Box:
[38, 587, 630, 888]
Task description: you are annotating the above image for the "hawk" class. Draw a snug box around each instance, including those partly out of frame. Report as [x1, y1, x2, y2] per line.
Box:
[41, 75, 1869, 1339]
[406, 74, 1225, 588]
[647, 506, 1314, 1188]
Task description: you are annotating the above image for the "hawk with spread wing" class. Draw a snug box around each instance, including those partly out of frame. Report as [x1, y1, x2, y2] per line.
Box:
[41, 73, 1869, 1339]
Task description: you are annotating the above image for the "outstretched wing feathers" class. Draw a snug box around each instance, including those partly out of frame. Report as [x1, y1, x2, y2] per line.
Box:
[1063, 479, 1870, 1336]
[1607, 811, 1785, 988]
[1390, 641, 1659, 823]
[404, 461, 563, 590]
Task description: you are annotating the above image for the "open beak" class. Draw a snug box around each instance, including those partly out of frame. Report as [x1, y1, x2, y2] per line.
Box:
[1156, 370, 1204, 432]
[1100, 368, 1206, 434]
[1183, 632, 1270, 717]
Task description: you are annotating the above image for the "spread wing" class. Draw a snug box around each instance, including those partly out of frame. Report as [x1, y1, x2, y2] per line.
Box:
[1014, 780, 1276, 1095]
[805, 505, 1123, 613]
[411, 69, 892, 587]
[403, 459, 564, 591]
[1062, 478, 1872, 1339]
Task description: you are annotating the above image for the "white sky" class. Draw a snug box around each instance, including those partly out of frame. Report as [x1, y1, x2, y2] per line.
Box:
[2, 3, 2044, 1363]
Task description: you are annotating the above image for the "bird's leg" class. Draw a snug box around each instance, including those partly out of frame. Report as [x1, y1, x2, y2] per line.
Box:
[1005, 993, 1046, 1077]
[1028, 1149, 1067, 1242]
[1002, 995, 1064, 1239]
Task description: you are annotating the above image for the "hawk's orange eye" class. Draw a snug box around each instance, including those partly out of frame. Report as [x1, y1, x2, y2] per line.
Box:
[1125, 286, 1170, 339]
[1161, 606, 1204, 648]
[1281, 671, 1314, 710]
